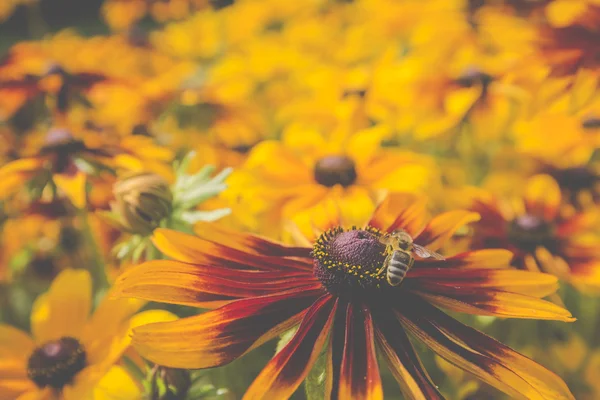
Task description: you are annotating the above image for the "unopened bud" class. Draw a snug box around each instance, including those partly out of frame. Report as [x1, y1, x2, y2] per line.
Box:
[152, 367, 191, 400]
[113, 173, 172, 235]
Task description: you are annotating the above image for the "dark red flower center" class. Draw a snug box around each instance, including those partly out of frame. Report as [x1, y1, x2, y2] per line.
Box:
[582, 116, 600, 130]
[508, 214, 555, 251]
[40, 129, 86, 173]
[313, 227, 389, 298]
[454, 67, 493, 89]
[549, 166, 599, 193]
[27, 337, 87, 389]
[314, 155, 357, 188]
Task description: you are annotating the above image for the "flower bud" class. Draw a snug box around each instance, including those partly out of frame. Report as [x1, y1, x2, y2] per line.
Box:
[113, 173, 172, 235]
[157, 368, 192, 400]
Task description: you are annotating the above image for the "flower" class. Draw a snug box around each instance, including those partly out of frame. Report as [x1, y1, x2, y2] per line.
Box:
[112, 173, 174, 235]
[105, 153, 231, 262]
[0, 269, 176, 400]
[470, 174, 600, 293]
[114, 195, 574, 399]
[0, 126, 174, 209]
[227, 126, 437, 235]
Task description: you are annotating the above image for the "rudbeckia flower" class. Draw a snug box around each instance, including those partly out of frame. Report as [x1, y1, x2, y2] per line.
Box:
[114, 196, 574, 399]
[0, 269, 176, 399]
[0, 126, 174, 208]
[227, 126, 437, 235]
[470, 174, 600, 293]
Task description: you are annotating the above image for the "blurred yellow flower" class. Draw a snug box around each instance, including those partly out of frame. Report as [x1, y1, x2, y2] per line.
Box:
[226, 125, 438, 236]
[0, 269, 176, 400]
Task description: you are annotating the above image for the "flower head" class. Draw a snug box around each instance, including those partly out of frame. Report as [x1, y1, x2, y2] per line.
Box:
[470, 174, 600, 293]
[227, 127, 437, 235]
[114, 196, 574, 399]
[0, 269, 175, 399]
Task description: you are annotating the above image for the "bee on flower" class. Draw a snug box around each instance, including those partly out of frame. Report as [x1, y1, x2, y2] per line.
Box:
[114, 195, 574, 399]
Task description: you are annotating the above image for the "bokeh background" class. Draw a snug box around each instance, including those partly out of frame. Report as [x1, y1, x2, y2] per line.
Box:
[2, 0, 600, 399]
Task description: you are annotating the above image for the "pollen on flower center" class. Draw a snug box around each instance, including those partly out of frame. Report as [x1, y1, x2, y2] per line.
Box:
[313, 227, 388, 298]
[313, 155, 358, 188]
[27, 337, 87, 389]
[508, 214, 555, 251]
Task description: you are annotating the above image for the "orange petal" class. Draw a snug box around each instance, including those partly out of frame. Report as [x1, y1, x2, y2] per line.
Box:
[31, 269, 92, 343]
[397, 297, 575, 400]
[0, 326, 35, 359]
[193, 222, 312, 259]
[368, 193, 427, 236]
[416, 249, 514, 269]
[131, 287, 323, 369]
[152, 229, 311, 271]
[374, 311, 443, 400]
[338, 304, 383, 400]
[415, 210, 480, 251]
[524, 175, 561, 220]
[414, 291, 575, 321]
[113, 260, 315, 308]
[407, 268, 559, 297]
[243, 295, 336, 400]
[54, 171, 87, 209]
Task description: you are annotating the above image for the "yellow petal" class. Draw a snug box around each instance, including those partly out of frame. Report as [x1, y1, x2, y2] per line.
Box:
[0, 325, 35, 359]
[93, 366, 143, 400]
[416, 210, 481, 251]
[546, 0, 587, 27]
[31, 269, 92, 344]
[54, 171, 87, 209]
[525, 175, 561, 220]
[85, 309, 177, 367]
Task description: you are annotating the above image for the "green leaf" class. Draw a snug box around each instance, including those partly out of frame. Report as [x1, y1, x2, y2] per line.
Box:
[276, 326, 299, 354]
[179, 208, 231, 224]
[305, 345, 329, 400]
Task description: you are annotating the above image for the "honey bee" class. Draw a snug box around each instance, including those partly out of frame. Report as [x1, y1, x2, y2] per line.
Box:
[377, 230, 445, 286]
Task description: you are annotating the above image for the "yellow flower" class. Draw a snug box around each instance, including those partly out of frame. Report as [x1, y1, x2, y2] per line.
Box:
[226, 125, 438, 236]
[0, 269, 176, 400]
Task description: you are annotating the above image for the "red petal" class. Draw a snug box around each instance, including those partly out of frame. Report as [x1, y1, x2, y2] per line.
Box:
[153, 229, 311, 271]
[524, 175, 561, 220]
[194, 222, 312, 259]
[243, 295, 337, 400]
[397, 295, 575, 400]
[406, 267, 559, 297]
[131, 286, 324, 369]
[338, 304, 383, 400]
[114, 260, 317, 308]
[368, 194, 427, 236]
[415, 210, 480, 251]
[373, 310, 443, 399]
[414, 249, 514, 269]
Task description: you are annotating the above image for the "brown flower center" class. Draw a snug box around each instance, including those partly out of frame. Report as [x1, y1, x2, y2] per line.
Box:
[313, 227, 388, 298]
[40, 129, 86, 173]
[581, 116, 600, 130]
[508, 214, 555, 251]
[454, 67, 493, 89]
[550, 166, 599, 193]
[314, 155, 357, 188]
[27, 337, 87, 389]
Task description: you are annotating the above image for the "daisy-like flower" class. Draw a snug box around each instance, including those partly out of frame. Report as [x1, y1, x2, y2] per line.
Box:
[227, 126, 437, 235]
[0, 269, 176, 400]
[470, 174, 600, 292]
[114, 195, 574, 399]
[0, 126, 173, 208]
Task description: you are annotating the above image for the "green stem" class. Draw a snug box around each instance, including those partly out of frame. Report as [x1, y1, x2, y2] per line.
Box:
[79, 210, 109, 293]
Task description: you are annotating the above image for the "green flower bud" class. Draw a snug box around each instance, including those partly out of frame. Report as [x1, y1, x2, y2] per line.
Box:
[113, 173, 172, 235]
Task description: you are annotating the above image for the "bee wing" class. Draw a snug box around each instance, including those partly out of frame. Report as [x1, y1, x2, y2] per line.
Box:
[413, 244, 445, 260]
